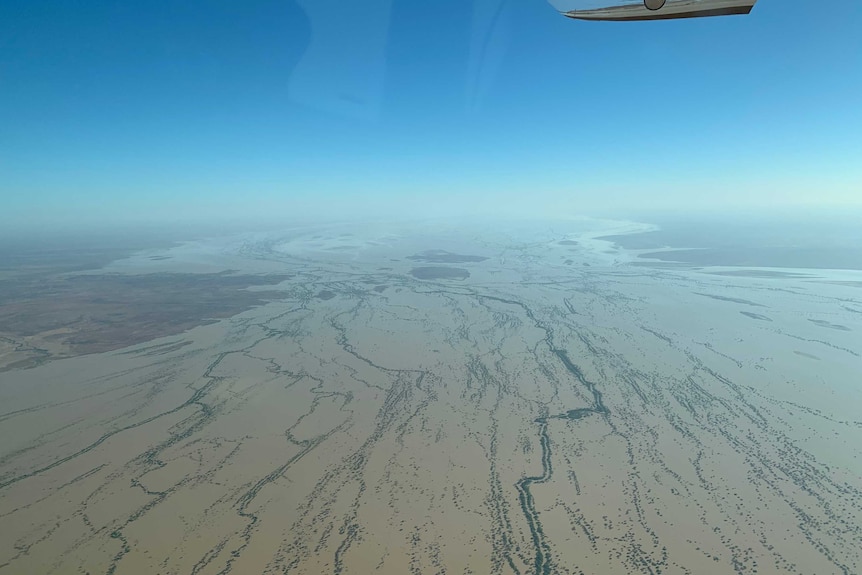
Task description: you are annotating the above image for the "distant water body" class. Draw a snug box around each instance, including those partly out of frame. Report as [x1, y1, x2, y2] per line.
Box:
[600, 211, 862, 271]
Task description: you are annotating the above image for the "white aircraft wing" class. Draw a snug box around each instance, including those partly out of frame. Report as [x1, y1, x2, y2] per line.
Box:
[551, 0, 758, 21]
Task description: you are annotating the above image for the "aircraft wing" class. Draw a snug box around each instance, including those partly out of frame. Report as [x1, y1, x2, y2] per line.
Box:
[552, 0, 758, 21]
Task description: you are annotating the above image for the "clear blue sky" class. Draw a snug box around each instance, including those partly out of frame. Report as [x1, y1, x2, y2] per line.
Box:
[1, 0, 861, 227]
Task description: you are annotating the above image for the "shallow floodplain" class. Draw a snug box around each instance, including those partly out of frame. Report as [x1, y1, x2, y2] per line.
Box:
[1, 219, 860, 575]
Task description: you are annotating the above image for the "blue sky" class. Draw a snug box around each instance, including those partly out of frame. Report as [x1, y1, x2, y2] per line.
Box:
[1, 0, 861, 227]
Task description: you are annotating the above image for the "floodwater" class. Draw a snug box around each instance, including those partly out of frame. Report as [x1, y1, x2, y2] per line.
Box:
[1, 216, 860, 575]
